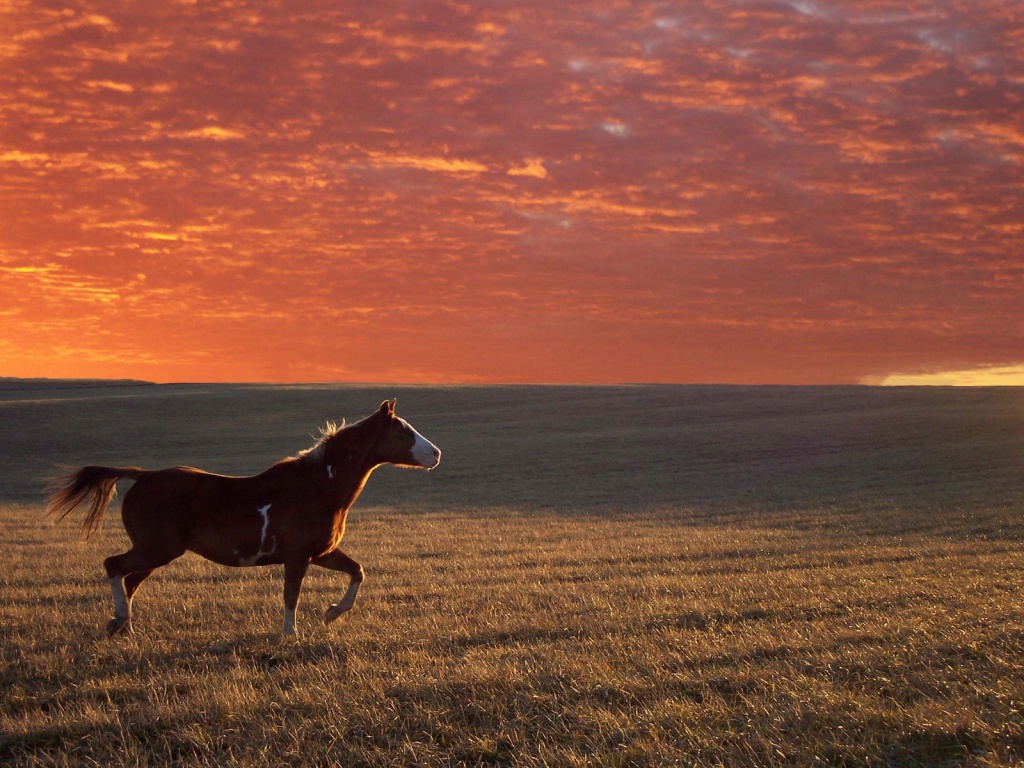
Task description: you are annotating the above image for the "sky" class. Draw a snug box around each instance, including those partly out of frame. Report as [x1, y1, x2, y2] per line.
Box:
[1, 1, 1023, 385]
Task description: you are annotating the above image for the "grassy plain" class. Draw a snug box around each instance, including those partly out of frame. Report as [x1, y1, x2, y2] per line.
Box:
[1, 383, 1023, 766]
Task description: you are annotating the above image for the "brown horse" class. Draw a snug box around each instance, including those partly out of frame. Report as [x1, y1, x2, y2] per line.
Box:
[46, 400, 440, 637]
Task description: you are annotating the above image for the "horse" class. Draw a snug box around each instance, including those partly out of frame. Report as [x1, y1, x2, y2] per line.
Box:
[46, 399, 440, 637]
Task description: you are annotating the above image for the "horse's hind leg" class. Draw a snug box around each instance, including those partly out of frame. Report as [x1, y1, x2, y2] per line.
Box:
[125, 569, 154, 607]
[104, 556, 134, 637]
[104, 551, 181, 636]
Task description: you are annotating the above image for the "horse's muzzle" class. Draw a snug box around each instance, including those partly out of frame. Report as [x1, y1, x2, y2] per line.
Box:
[412, 436, 441, 469]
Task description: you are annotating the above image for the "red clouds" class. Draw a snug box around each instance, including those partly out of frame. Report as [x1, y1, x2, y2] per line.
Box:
[2, 1, 1022, 383]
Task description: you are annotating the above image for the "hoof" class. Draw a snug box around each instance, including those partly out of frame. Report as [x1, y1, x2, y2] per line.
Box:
[324, 603, 351, 625]
[106, 616, 132, 637]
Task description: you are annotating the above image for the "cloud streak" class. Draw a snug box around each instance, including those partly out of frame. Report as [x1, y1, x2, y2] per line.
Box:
[1, 0, 1022, 383]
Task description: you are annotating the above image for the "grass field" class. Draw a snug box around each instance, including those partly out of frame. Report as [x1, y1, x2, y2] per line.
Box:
[2, 383, 1023, 765]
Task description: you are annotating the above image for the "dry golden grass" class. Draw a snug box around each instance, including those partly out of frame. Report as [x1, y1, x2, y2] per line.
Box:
[2, 383, 1023, 765]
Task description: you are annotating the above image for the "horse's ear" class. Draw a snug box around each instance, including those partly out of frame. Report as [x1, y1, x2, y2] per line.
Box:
[379, 399, 395, 416]
[389, 397, 397, 413]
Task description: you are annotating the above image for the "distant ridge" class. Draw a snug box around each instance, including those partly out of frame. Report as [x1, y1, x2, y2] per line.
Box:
[0, 377, 155, 391]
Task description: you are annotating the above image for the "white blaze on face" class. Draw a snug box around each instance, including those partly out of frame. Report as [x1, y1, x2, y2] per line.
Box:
[399, 417, 441, 469]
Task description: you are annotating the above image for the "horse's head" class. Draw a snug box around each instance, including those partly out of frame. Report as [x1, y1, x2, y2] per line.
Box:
[370, 399, 441, 470]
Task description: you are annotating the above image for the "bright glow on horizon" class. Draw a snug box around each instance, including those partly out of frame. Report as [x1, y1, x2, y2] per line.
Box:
[870, 365, 1024, 387]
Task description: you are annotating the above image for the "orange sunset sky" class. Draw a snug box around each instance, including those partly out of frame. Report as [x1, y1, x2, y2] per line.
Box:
[2, 1, 1023, 385]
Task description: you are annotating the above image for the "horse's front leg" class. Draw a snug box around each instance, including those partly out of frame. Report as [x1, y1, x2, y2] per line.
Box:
[282, 559, 310, 636]
[312, 549, 364, 625]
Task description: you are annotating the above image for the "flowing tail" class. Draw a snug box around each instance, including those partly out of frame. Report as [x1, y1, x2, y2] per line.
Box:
[46, 466, 145, 539]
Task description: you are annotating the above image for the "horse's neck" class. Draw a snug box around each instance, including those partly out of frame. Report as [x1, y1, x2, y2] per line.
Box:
[319, 429, 380, 515]
[328, 459, 378, 515]
[329, 466, 374, 514]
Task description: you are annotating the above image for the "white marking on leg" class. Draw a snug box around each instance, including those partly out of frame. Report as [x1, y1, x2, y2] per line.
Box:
[325, 578, 361, 625]
[283, 607, 296, 636]
[399, 418, 441, 468]
[327, 464, 334, 479]
[238, 503, 277, 566]
[110, 576, 129, 619]
[338, 579, 360, 612]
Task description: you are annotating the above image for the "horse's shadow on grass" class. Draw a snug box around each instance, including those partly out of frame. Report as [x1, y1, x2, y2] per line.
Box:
[100, 630, 351, 678]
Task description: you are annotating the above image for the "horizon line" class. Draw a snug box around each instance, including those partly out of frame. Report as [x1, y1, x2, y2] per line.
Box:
[3, 374, 1023, 389]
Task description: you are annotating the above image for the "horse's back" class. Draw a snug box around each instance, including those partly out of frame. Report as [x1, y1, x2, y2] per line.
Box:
[123, 466, 221, 497]
[120, 467, 238, 536]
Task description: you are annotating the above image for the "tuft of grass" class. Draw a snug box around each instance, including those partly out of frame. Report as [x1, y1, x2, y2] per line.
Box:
[3, 503, 1023, 766]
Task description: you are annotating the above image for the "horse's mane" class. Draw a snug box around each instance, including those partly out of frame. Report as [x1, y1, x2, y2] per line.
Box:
[295, 420, 346, 463]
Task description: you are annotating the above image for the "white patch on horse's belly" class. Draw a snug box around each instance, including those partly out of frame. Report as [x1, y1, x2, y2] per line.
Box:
[239, 503, 276, 566]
